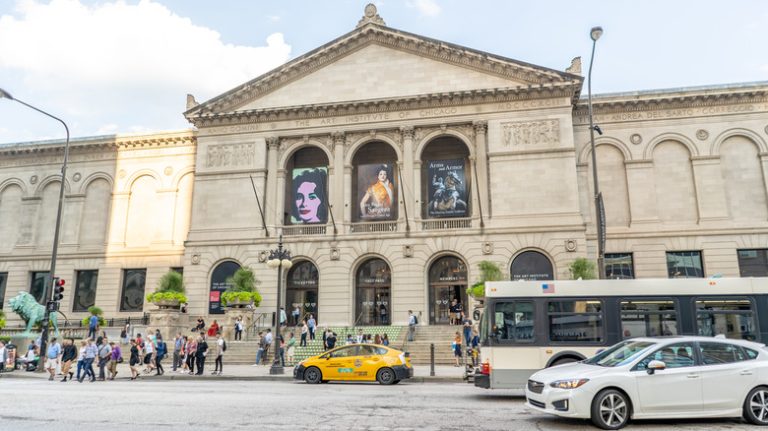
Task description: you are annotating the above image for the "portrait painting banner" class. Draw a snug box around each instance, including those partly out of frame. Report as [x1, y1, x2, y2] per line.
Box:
[357, 163, 397, 220]
[427, 159, 468, 218]
[291, 167, 328, 224]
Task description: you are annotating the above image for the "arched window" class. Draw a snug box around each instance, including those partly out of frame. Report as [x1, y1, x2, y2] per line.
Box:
[352, 142, 398, 222]
[421, 137, 471, 219]
[510, 251, 553, 281]
[286, 260, 319, 324]
[285, 146, 330, 225]
[355, 258, 391, 325]
[210, 261, 241, 314]
[428, 255, 468, 324]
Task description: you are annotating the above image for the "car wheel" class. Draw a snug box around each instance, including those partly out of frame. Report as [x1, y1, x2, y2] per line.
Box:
[744, 386, 768, 425]
[376, 367, 396, 385]
[304, 366, 322, 384]
[591, 389, 630, 430]
[392, 380, 401, 385]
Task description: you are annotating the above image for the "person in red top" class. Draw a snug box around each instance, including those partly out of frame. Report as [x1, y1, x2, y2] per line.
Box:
[207, 320, 220, 337]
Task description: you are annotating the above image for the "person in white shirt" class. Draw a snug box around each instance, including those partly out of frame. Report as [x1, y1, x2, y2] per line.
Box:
[143, 337, 155, 374]
[0, 340, 7, 373]
[212, 334, 225, 375]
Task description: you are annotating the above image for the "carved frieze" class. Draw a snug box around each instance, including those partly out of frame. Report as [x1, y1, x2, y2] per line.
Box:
[205, 143, 256, 168]
[501, 119, 560, 147]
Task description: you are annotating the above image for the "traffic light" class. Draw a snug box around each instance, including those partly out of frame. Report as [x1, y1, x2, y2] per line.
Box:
[53, 277, 65, 301]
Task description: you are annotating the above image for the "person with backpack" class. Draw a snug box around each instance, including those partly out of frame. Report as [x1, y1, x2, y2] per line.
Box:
[408, 310, 418, 341]
[155, 337, 167, 376]
[213, 333, 225, 375]
[87, 314, 99, 340]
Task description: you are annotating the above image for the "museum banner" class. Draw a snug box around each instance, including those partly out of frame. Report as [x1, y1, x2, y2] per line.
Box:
[357, 163, 397, 220]
[427, 159, 468, 218]
[291, 167, 328, 224]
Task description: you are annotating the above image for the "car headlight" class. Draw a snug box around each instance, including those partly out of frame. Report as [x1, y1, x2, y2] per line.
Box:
[549, 379, 589, 389]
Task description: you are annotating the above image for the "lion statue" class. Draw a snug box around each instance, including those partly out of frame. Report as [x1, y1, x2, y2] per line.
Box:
[8, 291, 59, 336]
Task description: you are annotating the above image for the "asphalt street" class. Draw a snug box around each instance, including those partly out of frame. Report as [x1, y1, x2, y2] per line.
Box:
[0, 378, 756, 431]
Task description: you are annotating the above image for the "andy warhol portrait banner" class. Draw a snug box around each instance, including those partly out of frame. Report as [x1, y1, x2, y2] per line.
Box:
[427, 159, 468, 218]
[291, 167, 328, 224]
[357, 163, 397, 220]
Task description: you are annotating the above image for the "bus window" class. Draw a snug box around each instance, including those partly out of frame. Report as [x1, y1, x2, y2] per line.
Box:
[696, 299, 756, 340]
[548, 300, 603, 343]
[492, 301, 534, 342]
[620, 300, 678, 338]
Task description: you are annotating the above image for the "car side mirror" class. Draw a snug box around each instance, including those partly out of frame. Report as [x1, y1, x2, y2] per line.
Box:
[646, 360, 666, 375]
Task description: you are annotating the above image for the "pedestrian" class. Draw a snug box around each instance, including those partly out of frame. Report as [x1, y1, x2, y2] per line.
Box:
[155, 337, 166, 375]
[300, 320, 308, 347]
[79, 338, 97, 382]
[356, 329, 364, 344]
[307, 314, 316, 340]
[207, 320, 219, 338]
[449, 299, 459, 325]
[253, 331, 265, 366]
[286, 332, 296, 365]
[44, 337, 61, 381]
[129, 339, 140, 380]
[120, 323, 130, 345]
[213, 333, 225, 375]
[453, 332, 462, 367]
[234, 317, 243, 341]
[96, 336, 112, 381]
[75, 340, 86, 382]
[143, 334, 155, 374]
[0, 340, 6, 373]
[262, 329, 272, 365]
[292, 305, 300, 326]
[463, 317, 473, 346]
[470, 329, 480, 367]
[322, 327, 329, 350]
[108, 341, 121, 380]
[407, 310, 417, 341]
[278, 333, 285, 366]
[155, 328, 163, 342]
[345, 333, 353, 345]
[60, 338, 76, 382]
[87, 314, 99, 340]
[195, 336, 208, 375]
[136, 333, 143, 349]
[186, 336, 197, 375]
[326, 332, 337, 351]
[382, 333, 390, 346]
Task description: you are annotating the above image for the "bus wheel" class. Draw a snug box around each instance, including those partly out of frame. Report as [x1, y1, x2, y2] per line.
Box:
[591, 389, 630, 430]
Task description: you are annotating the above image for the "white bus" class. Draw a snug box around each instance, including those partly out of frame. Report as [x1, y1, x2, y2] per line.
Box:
[474, 277, 768, 390]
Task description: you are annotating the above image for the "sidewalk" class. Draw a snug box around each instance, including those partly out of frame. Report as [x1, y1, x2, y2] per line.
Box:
[1, 363, 469, 383]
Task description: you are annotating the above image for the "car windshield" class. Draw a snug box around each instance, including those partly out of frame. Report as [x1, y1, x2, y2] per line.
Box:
[584, 341, 656, 367]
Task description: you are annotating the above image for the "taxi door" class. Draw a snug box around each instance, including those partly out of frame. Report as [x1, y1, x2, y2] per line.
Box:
[357, 345, 385, 381]
[321, 346, 358, 380]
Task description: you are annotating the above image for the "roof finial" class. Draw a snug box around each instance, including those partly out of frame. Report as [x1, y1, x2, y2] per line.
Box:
[357, 3, 385, 28]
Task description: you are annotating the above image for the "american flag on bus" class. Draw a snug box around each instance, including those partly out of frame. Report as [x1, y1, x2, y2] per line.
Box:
[542, 283, 555, 294]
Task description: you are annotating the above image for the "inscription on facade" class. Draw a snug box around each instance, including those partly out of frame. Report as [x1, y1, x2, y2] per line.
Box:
[205, 143, 256, 168]
[501, 120, 559, 147]
[575, 103, 768, 125]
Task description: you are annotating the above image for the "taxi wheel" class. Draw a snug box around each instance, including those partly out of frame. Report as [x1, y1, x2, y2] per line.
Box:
[376, 367, 396, 385]
[743, 386, 768, 425]
[392, 380, 401, 385]
[304, 366, 322, 384]
[590, 389, 630, 430]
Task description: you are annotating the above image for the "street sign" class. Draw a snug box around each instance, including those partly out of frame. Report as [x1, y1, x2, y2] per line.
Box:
[46, 301, 59, 312]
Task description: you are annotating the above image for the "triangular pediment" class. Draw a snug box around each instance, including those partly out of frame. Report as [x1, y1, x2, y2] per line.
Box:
[186, 22, 581, 118]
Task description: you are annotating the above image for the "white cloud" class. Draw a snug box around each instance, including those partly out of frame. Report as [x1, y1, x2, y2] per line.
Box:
[761, 64, 768, 74]
[0, 0, 292, 136]
[407, 0, 441, 17]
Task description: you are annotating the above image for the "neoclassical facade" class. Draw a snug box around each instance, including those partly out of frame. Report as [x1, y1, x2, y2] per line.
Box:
[1, 6, 767, 326]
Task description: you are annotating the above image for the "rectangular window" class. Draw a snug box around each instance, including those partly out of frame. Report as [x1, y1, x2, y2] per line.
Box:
[30, 271, 49, 304]
[737, 249, 768, 277]
[620, 300, 677, 338]
[696, 299, 756, 340]
[605, 253, 634, 279]
[171, 267, 184, 275]
[0, 272, 7, 309]
[120, 269, 146, 312]
[492, 301, 534, 342]
[73, 270, 98, 312]
[548, 300, 603, 343]
[666, 251, 704, 278]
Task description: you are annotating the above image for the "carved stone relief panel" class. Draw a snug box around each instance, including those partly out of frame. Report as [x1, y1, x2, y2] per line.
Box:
[501, 119, 560, 147]
[205, 142, 257, 168]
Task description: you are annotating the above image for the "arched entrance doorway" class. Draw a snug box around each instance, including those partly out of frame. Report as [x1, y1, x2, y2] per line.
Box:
[510, 251, 554, 281]
[286, 260, 319, 325]
[355, 258, 391, 326]
[210, 261, 241, 314]
[428, 256, 468, 325]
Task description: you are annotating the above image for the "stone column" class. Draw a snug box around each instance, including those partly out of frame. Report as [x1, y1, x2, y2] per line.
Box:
[473, 121, 490, 219]
[344, 164, 353, 225]
[147, 309, 189, 341]
[400, 127, 415, 228]
[332, 132, 346, 232]
[276, 168, 287, 228]
[265, 137, 280, 229]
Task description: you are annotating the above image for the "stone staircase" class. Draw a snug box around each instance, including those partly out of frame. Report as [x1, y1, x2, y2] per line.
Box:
[401, 324, 468, 365]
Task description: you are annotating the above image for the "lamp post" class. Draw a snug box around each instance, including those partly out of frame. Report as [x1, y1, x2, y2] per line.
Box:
[266, 232, 292, 375]
[586, 26, 606, 280]
[0, 88, 70, 369]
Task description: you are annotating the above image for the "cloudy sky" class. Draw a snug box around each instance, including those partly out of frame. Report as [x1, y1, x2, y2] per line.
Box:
[0, 0, 767, 144]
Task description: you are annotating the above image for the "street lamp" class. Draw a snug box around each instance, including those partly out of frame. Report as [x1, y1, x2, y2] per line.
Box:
[266, 232, 292, 375]
[0, 88, 70, 368]
[586, 26, 606, 280]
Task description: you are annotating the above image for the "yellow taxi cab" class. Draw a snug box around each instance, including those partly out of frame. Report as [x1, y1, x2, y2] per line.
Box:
[293, 343, 413, 384]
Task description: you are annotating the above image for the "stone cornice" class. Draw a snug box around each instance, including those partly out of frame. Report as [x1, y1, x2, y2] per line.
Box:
[185, 23, 582, 119]
[573, 84, 768, 121]
[188, 83, 579, 129]
[0, 131, 197, 157]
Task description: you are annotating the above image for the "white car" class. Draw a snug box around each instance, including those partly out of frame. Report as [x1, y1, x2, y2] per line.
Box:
[525, 336, 768, 429]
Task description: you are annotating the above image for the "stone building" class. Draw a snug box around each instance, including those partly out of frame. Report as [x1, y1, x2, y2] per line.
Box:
[1, 5, 767, 326]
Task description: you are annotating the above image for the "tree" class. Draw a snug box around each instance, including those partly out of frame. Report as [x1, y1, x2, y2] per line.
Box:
[569, 257, 597, 280]
[467, 260, 503, 298]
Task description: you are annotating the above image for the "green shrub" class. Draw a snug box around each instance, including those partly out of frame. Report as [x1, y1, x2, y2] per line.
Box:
[221, 267, 261, 307]
[569, 257, 597, 280]
[156, 271, 185, 293]
[146, 291, 188, 303]
[466, 260, 503, 298]
[0, 309, 5, 330]
[81, 316, 106, 327]
[87, 306, 103, 316]
[221, 290, 262, 307]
